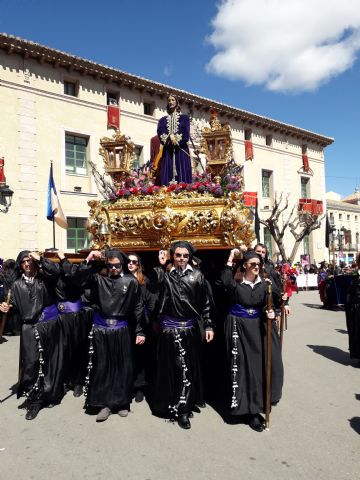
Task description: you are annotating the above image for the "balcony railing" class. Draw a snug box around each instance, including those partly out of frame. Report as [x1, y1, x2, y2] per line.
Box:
[298, 199, 323, 215]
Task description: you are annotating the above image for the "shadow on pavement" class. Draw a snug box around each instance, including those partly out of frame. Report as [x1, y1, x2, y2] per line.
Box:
[307, 345, 355, 367]
[355, 394, 360, 401]
[335, 329, 348, 334]
[349, 417, 360, 435]
[0, 383, 18, 404]
[302, 303, 323, 309]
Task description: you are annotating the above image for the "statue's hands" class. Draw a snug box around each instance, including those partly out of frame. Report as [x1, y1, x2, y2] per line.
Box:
[170, 133, 178, 145]
[266, 309, 275, 320]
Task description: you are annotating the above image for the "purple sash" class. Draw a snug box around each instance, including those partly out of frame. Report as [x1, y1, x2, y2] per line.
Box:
[38, 304, 58, 323]
[93, 311, 128, 330]
[57, 299, 84, 313]
[229, 304, 260, 319]
[160, 315, 195, 329]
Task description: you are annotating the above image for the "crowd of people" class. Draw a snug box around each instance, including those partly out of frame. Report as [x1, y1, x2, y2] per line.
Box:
[0, 242, 289, 431]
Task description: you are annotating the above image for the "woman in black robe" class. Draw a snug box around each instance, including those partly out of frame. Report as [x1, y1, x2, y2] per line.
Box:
[127, 253, 157, 403]
[221, 249, 284, 432]
[345, 253, 360, 361]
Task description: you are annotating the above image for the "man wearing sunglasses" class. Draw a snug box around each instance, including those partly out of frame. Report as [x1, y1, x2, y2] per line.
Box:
[151, 241, 214, 430]
[75, 249, 145, 422]
[0, 250, 62, 420]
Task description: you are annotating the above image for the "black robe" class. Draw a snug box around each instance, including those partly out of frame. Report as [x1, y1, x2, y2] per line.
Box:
[75, 263, 144, 409]
[151, 266, 213, 417]
[221, 267, 284, 416]
[345, 274, 360, 359]
[56, 259, 93, 388]
[12, 259, 63, 405]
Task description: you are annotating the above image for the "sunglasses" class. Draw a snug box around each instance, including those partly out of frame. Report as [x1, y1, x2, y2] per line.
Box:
[128, 260, 139, 265]
[106, 263, 122, 269]
[175, 253, 189, 258]
[21, 259, 31, 264]
[247, 262, 260, 268]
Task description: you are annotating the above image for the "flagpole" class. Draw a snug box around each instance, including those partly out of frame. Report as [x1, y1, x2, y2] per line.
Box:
[53, 216, 56, 249]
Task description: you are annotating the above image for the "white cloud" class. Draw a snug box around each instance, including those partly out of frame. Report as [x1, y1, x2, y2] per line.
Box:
[206, 0, 360, 92]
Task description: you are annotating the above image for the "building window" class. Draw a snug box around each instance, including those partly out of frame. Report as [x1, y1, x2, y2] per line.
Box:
[330, 212, 334, 223]
[67, 217, 89, 252]
[302, 144, 307, 155]
[339, 213, 342, 221]
[301, 177, 309, 198]
[144, 102, 155, 116]
[262, 170, 272, 198]
[107, 92, 119, 105]
[65, 134, 88, 175]
[245, 129, 252, 141]
[64, 80, 77, 97]
[303, 234, 310, 255]
[264, 227, 272, 258]
[355, 216, 358, 222]
[347, 214, 350, 221]
[265, 135, 272, 146]
[133, 146, 143, 170]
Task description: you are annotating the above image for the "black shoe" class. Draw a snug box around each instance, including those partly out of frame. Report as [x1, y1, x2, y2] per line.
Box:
[135, 390, 144, 403]
[178, 413, 191, 430]
[73, 385, 83, 397]
[249, 414, 264, 432]
[196, 402, 206, 408]
[25, 404, 41, 420]
[188, 412, 194, 418]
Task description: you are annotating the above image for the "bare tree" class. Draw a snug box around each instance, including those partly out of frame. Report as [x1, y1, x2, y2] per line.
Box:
[259, 193, 324, 263]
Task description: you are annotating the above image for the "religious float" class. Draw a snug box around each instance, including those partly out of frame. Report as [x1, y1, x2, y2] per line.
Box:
[87, 110, 256, 253]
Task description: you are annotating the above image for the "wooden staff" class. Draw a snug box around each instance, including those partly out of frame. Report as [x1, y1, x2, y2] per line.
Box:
[265, 280, 273, 430]
[279, 275, 286, 350]
[0, 289, 11, 343]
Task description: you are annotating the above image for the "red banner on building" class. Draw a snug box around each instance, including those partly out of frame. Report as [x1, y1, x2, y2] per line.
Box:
[0, 157, 6, 184]
[245, 140, 254, 160]
[107, 105, 120, 130]
[302, 154, 309, 172]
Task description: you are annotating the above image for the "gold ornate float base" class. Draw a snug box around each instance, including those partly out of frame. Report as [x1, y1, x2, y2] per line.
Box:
[88, 191, 255, 251]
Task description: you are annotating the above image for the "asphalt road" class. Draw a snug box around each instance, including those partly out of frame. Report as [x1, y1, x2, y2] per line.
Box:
[0, 290, 359, 480]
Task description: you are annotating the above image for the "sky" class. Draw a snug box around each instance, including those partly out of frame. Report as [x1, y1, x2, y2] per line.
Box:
[1, 0, 359, 197]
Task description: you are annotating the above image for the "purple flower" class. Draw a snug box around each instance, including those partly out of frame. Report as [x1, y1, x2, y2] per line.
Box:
[197, 185, 205, 193]
[108, 192, 117, 201]
[123, 189, 131, 198]
[140, 186, 149, 195]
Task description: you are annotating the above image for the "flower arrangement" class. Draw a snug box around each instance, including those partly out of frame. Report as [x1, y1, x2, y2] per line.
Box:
[108, 167, 243, 201]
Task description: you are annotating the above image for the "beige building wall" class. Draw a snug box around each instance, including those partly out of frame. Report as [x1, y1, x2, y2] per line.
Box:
[0, 40, 331, 262]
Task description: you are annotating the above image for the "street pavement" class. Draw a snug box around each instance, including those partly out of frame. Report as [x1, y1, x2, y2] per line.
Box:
[0, 290, 359, 480]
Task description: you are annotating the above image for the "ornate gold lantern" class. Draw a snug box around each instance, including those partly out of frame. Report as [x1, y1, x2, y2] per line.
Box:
[201, 111, 233, 178]
[99, 131, 135, 188]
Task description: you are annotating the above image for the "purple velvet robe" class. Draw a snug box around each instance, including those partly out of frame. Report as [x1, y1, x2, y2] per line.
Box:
[157, 113, 192, 185]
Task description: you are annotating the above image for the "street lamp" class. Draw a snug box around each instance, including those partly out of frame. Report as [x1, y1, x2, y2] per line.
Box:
[0, 158, 13, 214]
[331, 225, 346, 267]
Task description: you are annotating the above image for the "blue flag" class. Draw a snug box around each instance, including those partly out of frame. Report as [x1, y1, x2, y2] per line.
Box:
[47, 162, 68, 229]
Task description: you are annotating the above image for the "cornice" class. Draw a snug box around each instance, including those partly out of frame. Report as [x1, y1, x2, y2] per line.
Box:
[327, 200, 360, 213]
[0, 32, 334, 148]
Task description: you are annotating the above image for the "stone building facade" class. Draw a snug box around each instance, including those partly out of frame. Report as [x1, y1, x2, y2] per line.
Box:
[0, 33, 333, 261]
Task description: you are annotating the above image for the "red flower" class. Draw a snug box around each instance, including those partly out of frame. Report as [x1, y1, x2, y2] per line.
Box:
[148, 186, 154, 194]
[117, 189, 124, 196]
[179, 182, 187, 189]
[131, 187, 139, 194]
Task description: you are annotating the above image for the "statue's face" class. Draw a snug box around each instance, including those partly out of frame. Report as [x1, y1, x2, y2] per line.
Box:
[167, 95, 177, 110]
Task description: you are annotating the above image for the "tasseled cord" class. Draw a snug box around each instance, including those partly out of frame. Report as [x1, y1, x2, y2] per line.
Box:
[231, 319, 239, 408]
[168, 331, 191, 418]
